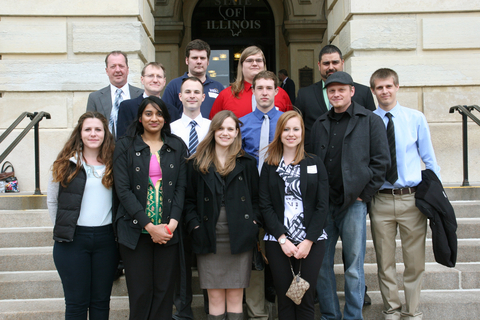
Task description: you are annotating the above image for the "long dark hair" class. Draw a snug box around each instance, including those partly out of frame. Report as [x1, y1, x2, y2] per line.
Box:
[52, 112, 115, 188]
[125, 96, 172, 137]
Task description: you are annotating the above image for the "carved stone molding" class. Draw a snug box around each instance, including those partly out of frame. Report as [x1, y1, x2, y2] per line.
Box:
[154, 20, 184, 45]
[283, 19, 327, 44]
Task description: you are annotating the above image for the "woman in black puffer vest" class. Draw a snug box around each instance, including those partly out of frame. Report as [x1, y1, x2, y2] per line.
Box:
[47, 112, 119, 320]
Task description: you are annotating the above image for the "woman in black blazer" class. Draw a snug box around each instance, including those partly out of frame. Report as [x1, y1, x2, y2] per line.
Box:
[113, 96, 187, 320]
[184, 110, 259, 320]
[259, 111, 329, 320]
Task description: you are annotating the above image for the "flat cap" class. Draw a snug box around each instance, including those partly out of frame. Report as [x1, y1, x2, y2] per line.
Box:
[325, 71, 354, 87]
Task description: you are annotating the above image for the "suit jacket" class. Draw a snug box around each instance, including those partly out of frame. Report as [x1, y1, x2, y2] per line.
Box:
[86, 84, 143, 122]
[415, 169, 458, 267]
[281, 77, 296, 105]
[296, 80, 376, 149]
[310, 102, 389, 212]
[259, 154, 329, 242]
[116, 94, 180, 140]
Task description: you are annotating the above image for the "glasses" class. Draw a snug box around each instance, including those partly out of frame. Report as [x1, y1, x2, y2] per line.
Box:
[144, 74, 165, 80]
[244, 58, 264, 64]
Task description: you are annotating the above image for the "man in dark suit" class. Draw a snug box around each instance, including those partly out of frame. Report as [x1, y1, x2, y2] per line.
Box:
[116, 62, 180, 139]
[86, 51, 144, 139]
[296, 45, 376, 150]
[278, 69, 295, 105]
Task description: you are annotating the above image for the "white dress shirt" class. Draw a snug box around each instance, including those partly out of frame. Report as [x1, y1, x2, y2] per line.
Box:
[170, 113, 211, 147]
[110, 83, 131, 104]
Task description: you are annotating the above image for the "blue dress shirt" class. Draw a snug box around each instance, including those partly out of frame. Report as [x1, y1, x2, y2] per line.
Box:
[374, 102, 441, 189]
[240, 107, 283, 167]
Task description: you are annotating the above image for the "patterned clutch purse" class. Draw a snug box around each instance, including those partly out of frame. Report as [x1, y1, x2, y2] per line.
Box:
[285, 259, 310, 305]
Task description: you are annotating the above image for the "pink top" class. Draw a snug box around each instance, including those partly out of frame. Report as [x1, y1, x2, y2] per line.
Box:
[149, 154, 162, 186]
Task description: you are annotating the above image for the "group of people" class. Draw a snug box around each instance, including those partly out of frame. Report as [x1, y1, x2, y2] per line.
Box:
[46, 39, 440, 320]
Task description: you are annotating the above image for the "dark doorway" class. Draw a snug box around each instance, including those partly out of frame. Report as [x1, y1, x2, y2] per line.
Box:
[192, 0, 276, 87]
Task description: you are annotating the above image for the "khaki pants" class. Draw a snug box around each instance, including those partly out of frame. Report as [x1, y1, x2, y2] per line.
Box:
[371, 192, 426, 318]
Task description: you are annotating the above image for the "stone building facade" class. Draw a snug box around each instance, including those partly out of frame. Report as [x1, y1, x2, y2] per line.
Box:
[0, 0, 479, 191]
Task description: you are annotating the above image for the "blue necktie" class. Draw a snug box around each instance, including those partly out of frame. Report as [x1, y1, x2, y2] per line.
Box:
[188, 120, 199, 155]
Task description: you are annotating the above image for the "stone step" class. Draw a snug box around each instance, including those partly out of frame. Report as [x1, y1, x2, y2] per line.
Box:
[2, 239, 479, 273]
[365, 217, 480, 241]
[445, 186, 480, 201]
[1, 263, 478, 300]
[1, 290, 479, 320]
[0, 227, 53, 248]
[0, 199, 477, 229]
[1, 216, 478, 249]
[0, 210, 52, 228]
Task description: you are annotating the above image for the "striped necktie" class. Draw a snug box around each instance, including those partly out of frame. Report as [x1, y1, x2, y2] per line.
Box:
[109, 88, 123, 138]
[258, 114, 269, 174]
[188, 120, 199, 155]
[385, 112, 398, 185]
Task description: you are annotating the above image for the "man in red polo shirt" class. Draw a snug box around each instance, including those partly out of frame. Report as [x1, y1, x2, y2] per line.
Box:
[209, 46, 292, 119]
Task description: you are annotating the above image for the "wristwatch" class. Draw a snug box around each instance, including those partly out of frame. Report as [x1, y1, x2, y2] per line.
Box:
[279, 237, 286, 245]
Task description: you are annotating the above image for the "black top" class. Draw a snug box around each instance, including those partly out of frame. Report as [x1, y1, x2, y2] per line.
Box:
[325, 104, 353, 206]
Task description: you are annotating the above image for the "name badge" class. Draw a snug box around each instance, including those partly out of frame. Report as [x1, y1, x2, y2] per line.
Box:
[208, 92, 218, 98]
[307, 165, 317, 174]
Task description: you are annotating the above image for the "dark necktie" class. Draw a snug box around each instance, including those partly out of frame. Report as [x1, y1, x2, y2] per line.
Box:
[188, 120, 198, 155]
[385, 112, 398, 185]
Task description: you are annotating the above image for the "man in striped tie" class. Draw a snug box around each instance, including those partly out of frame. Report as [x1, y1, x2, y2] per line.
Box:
[170, 76, 210, 320]
[370, 68, 440, 320]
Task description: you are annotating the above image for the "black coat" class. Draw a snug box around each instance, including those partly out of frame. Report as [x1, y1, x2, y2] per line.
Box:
[415, 169, 458, 267]
[281, 77, 296, 105]
[184, 153, 259, 255]
[113, 133, 187, 250]
[259, 154, 329, 242]
[309, 102, 390, 212]
[296, 81, 376, 149]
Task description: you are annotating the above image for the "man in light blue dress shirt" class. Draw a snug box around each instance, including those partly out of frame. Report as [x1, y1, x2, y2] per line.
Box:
[370, 68, 441, 320]
[239, 70, 283, 320]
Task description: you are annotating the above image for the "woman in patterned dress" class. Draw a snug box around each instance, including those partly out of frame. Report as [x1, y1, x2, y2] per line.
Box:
[259, 111, 329, 320]
[113, 96, 187, 319]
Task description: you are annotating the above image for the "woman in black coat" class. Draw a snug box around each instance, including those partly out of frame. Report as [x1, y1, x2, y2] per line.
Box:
[259, 111, 329, 320]
[113, 96, 187, 320]
[184, 110, 259, 320]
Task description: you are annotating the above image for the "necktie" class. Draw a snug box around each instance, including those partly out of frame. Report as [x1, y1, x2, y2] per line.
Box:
[251, 93, 257, 112]
[109, 88, 123, 138]
[188, 120, 199, 155]
[385, 112, 398, 185]
[258, 114, 269, 174]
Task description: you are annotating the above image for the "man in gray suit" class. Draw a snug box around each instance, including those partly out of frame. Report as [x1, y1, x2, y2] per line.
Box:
[86, 51, 143, 138]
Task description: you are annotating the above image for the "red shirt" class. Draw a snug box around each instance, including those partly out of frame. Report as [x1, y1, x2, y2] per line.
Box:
[209, 81, 293, 119]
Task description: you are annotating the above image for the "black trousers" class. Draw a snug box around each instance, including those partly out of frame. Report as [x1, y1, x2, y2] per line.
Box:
[265, 240, 326, 320]
[120, 234, 179, 320]
[173, 232, 194, 319]
[53, 225, 119, 320]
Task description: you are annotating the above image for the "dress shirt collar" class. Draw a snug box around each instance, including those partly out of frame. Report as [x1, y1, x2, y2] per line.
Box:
[179, 112, 206, 128]
[110, 83, 129, 96]
[244, 81, 253, 92]
[143, 93, 161, 99]
[252, 106, 278, 121]
[374, 102, 400, 119]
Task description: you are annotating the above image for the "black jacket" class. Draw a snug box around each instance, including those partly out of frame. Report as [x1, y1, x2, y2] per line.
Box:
[309, 102, 390, 212]
[415, 169, 458, 267]
[184, 153, 259, 255]
[113, 133, 187, 250]
[296, 80, 376, 150]
[259, 154, 329, 242]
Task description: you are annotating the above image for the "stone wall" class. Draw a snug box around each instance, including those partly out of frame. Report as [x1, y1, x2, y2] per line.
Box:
[0, 0, 155, 192]
[327, 0, 480, 184]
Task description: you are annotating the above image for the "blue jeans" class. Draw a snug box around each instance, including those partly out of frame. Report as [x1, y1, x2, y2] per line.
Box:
[317, 201, 367, 320]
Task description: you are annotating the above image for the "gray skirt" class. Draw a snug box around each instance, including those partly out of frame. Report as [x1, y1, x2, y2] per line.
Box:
[197, 206, 252, 289]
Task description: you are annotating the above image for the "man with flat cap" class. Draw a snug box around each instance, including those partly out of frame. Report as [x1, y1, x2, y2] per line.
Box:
[309, 71, 390, 320]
